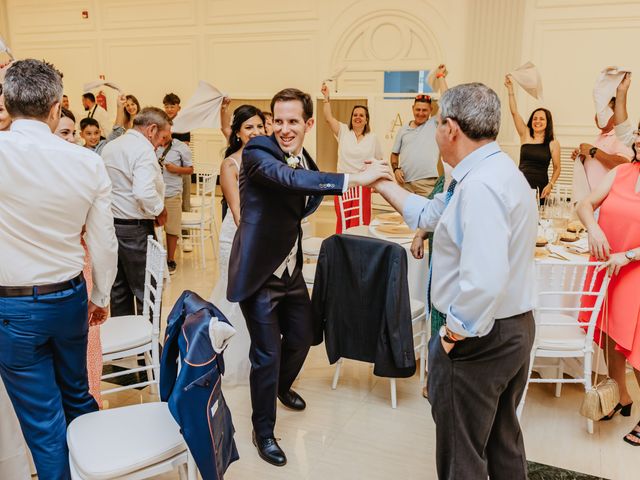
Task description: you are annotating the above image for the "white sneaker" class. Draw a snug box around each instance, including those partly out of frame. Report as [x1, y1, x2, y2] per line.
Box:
[183, 240, 193, 252]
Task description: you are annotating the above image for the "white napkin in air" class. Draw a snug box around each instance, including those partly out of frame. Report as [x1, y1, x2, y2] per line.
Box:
[171, 81, 226, 133]
[593, 66, 631, 128]
[509, 61, 544, 100]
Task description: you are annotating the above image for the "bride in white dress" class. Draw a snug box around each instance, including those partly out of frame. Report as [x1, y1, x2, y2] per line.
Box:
[210, 104, 266, 387]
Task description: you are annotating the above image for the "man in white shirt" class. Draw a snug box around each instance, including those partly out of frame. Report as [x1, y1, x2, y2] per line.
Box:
[82, 92, 111, 137]
[0, 59, 118, 480]
[375, 83, 537, 480]
[102, 107, 170, 316]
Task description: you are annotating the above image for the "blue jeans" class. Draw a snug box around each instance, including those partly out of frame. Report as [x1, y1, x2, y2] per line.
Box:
[0, 280, 97, 480]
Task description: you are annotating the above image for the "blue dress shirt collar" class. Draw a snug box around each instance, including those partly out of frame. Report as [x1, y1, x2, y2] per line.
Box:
[451, 141, 501, 184]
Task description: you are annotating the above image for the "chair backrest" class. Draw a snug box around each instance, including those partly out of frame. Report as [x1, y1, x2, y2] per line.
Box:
[193, 164, 215, 196]
[535, 260, 609, 347]
[336, 186, 363, 233]
[197, 173, 217, 225]
[143, 235, 168, 344]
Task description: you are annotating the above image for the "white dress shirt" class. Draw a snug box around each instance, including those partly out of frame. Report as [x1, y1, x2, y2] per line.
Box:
[0, 119, 118, 307]
[101, 129, 165, 220]
[273, 150, 349, 278]
[403, 142, 537, 337]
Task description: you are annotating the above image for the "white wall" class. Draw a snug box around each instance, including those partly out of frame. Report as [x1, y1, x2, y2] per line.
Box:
[2, 0, 639, 174]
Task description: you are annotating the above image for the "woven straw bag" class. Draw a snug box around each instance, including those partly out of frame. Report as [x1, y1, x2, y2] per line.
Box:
[579, 294, 620, 421]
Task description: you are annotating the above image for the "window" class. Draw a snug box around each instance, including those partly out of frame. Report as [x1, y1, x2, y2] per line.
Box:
[383, 70, 432, 98]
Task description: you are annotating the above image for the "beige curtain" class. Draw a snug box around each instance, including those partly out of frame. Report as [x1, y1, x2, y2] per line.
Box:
[316, 98, 368, 172]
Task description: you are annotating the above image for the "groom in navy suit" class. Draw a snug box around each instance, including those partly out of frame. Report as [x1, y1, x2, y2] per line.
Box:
[227, 88, 391, 466]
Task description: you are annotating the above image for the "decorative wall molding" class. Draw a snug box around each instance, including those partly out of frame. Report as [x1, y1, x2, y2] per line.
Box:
[7, 0, 95, 35]
[204, 0, 317, 25]
[102, 36, 199, 105]
[536, 0, 640, 8]
[99, 0, 197, 29]
[330, 10, 442, 72]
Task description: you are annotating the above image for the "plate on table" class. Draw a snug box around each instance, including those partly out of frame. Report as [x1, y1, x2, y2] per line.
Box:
[375, 224, 414, 237]
[375, 212, 403, 224]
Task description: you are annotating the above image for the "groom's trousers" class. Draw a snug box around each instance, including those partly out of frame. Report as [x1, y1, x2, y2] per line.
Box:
[239, 266, 313, 438]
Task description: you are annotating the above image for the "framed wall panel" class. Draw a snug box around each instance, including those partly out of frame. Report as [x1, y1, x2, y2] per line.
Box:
[102, 36, 199, 107]
[14, 41, 99, 114]
[99, 0, 197, 29]
[203, 33, 316, 94]
[204, 0, 317, 24]
[6, 0, 95, 35]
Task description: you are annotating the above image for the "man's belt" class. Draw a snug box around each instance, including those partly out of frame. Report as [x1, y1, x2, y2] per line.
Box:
[0, 273, 85, 297]
[114, 218, 154, 226]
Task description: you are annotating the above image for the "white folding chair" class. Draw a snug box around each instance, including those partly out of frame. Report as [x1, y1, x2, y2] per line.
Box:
[67, 402, 197, 480]
[517, 260, 609, 434]
[69, 335, 197, 480]
[332, 298, 426, 408]
[100, 236, 166, 396]
[154, 226, 170, 283]
[189, 163, 215, 210]
[182, 173, 218, 268]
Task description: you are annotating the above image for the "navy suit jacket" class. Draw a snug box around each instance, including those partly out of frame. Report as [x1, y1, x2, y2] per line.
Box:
[227, 134, 345, 302]
[160, 290, 239, 480]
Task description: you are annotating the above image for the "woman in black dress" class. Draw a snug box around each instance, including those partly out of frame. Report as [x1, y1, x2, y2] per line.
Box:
[505, 75, 561, 201]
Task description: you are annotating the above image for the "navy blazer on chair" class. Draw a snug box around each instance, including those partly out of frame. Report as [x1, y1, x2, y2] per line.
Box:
[226, 134, 345, 302]
[160, 290, 239, 480]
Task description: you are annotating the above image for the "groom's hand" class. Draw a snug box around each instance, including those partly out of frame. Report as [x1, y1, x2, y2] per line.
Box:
[349, 159, 393, 187]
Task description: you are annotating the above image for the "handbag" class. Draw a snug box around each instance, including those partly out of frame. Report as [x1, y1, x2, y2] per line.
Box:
[579, 293, 620, 421]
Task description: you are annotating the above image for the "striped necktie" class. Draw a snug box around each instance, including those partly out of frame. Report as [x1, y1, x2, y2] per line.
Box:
[427, 178, 458, 313]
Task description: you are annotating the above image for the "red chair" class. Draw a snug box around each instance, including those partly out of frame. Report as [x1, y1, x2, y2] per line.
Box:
[334, 186, 372, 234]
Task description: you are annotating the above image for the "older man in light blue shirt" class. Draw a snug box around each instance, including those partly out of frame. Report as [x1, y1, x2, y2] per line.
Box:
[375, 83, 537, 480]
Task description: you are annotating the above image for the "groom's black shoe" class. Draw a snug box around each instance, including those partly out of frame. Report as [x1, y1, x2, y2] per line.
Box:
[252, 431, 287, 467]
[278, 389, 306, 411]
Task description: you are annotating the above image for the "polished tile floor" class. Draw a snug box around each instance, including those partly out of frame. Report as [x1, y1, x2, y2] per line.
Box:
[103, 203, 640, 480]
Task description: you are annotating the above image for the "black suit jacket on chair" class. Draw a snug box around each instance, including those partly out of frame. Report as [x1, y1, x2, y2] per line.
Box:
[311, 234, 416, 378]
[227, 135, 345, 303]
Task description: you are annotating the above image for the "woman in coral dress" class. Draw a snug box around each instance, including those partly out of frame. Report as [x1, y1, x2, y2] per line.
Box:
[578, 152, 640, 446]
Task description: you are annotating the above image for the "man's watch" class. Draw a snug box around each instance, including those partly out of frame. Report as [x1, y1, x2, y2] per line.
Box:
[625, 250, 637, 261]
[589, 146, 598, 158]
[393, 166, 401, 172]
[439, 325, 461, 344]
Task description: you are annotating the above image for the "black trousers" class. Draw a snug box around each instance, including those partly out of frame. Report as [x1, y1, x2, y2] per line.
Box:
[427, 311, 535, 480]
[239, 267, 313, 438]
[111, 222, 155, 317]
